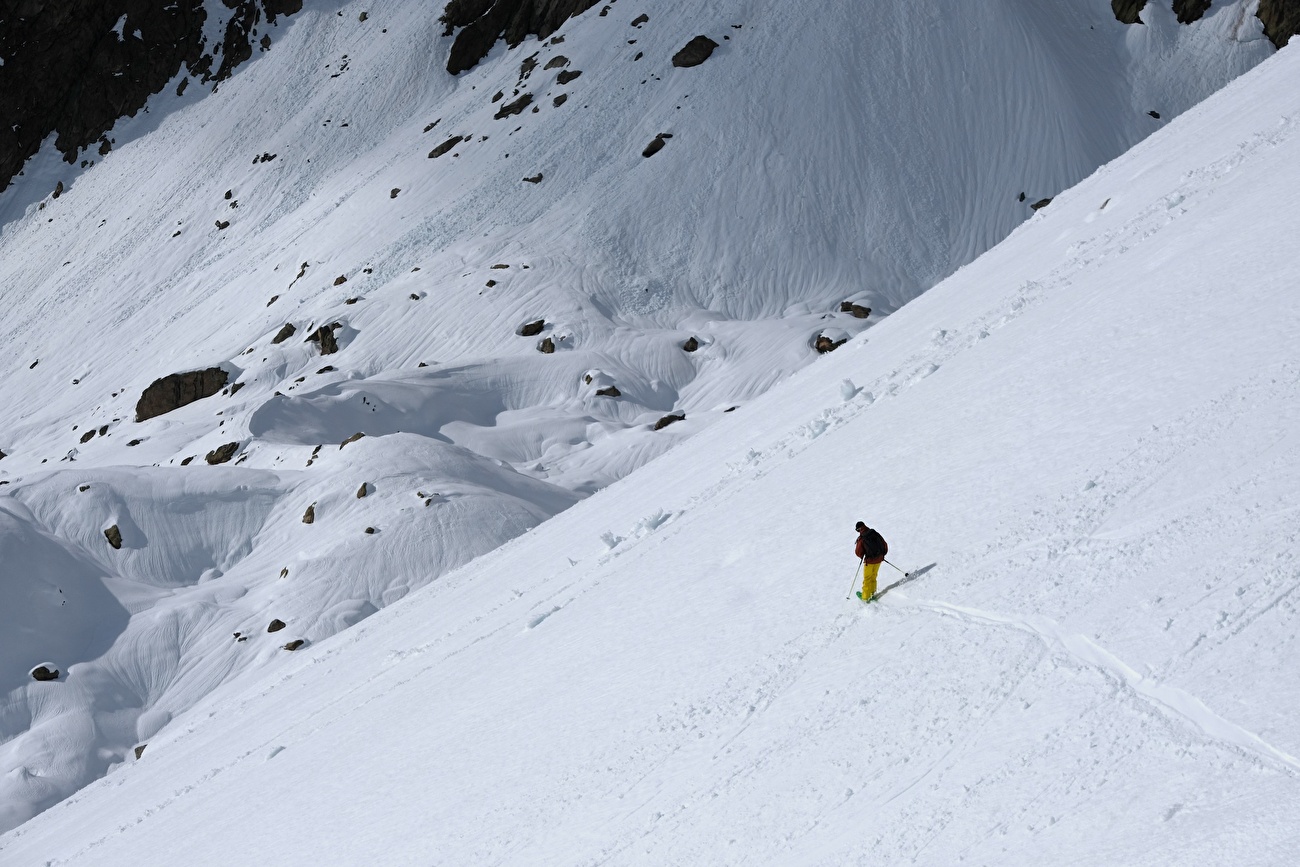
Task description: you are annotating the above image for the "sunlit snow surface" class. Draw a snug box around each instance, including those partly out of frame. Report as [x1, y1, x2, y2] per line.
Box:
[0, 0, 1292, 851]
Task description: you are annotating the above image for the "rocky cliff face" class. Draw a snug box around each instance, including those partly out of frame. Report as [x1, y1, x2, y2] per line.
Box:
[440, 0, 602, 74]
[1111, 0, 1300, 44]
[0, 0, 302, 192]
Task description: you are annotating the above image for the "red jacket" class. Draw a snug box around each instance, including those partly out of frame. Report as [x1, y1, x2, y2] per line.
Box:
[855, 528, 887, 564]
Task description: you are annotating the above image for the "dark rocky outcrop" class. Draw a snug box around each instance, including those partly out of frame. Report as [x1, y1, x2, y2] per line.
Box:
[31, 666, 60, 682]
[267, 618, 286, 633]
[654, 413, 686, 431]
[1258, 0, 1300, 47]
[840, 302, 872, 319]
[494, 93, 534, 119]
[0, 1, 304, 192]
[134, 744, 147, 759]
[815, 335, 847, 354]
[440, 0, 602, 75]
[105, 525, 123, 549]
[205, 441, 240, 464]
[682, 336, 699, 352]
[340, 432, 366, 449]
[357, 482, 369, 498]
[596, 385, 620, 397]
[544, 55, 569, 69]
[429, 135, 464, 158]
[519, 319, 546, 336]
[642, 133, 671, 158]
[272, 323, 296, 344]
[282, 639, 305, 651]
[1111, 0, 1145, 24]
[1172, 0, 1212, 24]
[523, 173, 544, 183]
[539, 336, 556, 353]
[672, 35, 718, 68]
[556, 69, 582, 85]
[1030, 197, 1053, 211]
[302, 503, 316, 524]
[135, 368, 228, 421]
[308, 323, 340, 355]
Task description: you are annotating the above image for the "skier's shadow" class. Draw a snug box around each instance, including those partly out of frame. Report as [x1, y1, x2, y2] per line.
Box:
[875, 563, 937, 599]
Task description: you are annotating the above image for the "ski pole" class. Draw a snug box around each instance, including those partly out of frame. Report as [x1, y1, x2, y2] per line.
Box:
[846, 555, 865, 599]
[883, 558, 908, 577]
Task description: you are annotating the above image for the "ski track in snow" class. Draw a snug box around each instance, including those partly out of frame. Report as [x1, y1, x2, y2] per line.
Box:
[884, 591, 1300, 776]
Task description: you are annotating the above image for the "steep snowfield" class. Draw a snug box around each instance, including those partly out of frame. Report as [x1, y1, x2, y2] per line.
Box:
[4, 29, 1299, 866]
[0, 0, 1284, 834]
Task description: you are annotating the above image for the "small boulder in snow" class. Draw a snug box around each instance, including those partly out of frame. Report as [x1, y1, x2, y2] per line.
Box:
[282, 639, 305, 651]
[267, 619, 287, 633]
[272, 323, 296, 344]
[682, 336, 699, 352]
[672, 35, 718, 68]
[135, 368, 229, 422]
[31, 665, 60, 681]
[104, 525, 123, 549]
[302, 503, 316, 524]
[539, 336, 556, 354]
[519, 319, 546, 336]
[340, 432, 366, 449]
[205, 442, 240, 465]
[654, 413, 686, 431]
[815, 334, 847, 354]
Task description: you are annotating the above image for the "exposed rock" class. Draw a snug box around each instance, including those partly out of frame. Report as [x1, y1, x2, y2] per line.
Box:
[390, 187, 401, 199]
[30, 666, 60, 682]
[0, 1, 304, 192]
[134, 745, 146, 759]
[654, 413, 686, 431]
[553, 93, 568, 107]
[333, 274, 348, 286]
[1148, 110, 1161, 119]
[539, 336, 556, 353]
[0, 449, 6, 460]
[523, 173, 544, 183]
[52, 180, 65, 199]
[672, 35, 718, 68]
[1030, 197, 1053, 211]
[556, 69, 582, 85]
[282, 639, 305, 651]
[357, 482, 369, 498]
[105, 525, 123, 549]
[440, 0, 602, 75]
[302, 503, 316, 524]
[519, 319, 546, 336]
[682, 336, 699, 352]
[340, 432, 366, 449]
[364, 527, 376, 535]
[1257, 0, 1300, 47]
[80, 429, 96, 444]
[215, 220, 230, 230]
[272, 323, 297, 344]
[1172, 0, 1211, 24]
[494, 93, 534, 119]
[136, 368, 229, 422]
[1110, 0, 1146, 24]
[815, 334, 847, 354]
[840, 303, 871, 319]
[317, 365, 336, 374]
[230, 382, 245, 396]
[642, 133, 670, 158]
[631, 13, 649, 27]
[429, 135, 464, 158]
[267, 618, 286, 633]
[180, 456, 195, 466]
[596, 385, 620, 397]
[308, 323, 340, 355]
[491, 263, 510, 269]
[205, 442, 240, 464]
[544, 55, 569, 69]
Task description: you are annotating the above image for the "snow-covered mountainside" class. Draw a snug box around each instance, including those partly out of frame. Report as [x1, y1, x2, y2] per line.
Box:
[0, 0, 1287, 836]
[4, 29, 1299, 866]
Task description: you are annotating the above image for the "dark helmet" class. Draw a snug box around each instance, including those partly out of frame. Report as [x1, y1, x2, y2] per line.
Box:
[855, 521, 867, 532]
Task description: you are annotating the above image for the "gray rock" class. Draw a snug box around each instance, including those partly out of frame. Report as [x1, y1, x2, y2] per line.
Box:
[267, 618, 287, 633]
[104, 525, 123, 549]
[136, 368, 229, 422]
[205, 442, 240, 464]
[672, 35, 718, 68]
[654, 413, 685, 431]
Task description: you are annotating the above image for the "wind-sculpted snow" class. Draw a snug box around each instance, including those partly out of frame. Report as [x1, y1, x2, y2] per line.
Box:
[2, 21, 1300, 864]
[0, 0, 1286, 836]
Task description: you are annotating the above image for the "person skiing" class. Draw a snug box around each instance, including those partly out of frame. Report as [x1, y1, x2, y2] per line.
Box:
[854, 521, 888, 601]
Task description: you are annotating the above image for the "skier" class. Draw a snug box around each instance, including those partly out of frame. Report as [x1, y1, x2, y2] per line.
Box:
[854, 521, 888, 601]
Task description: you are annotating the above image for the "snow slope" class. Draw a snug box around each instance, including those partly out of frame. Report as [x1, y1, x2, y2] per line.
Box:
[0, 0, 1283, 834]
[5, 31, 1300, 866]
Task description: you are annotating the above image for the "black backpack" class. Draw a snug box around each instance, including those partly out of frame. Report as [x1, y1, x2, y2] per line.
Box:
[860, 527, 887, 560]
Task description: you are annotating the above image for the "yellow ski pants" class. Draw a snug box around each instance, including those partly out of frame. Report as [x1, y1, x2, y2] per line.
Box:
[861, 561, 881, 600]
